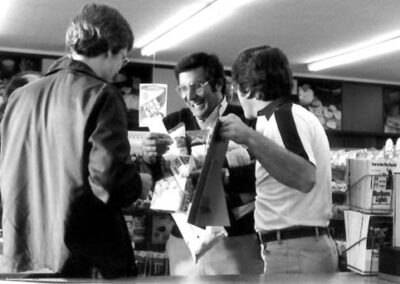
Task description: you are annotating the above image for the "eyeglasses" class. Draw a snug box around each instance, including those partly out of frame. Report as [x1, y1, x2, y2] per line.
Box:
[175, 81, 209, 98]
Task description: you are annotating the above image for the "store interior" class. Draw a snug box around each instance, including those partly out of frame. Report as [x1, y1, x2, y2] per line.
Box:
[1, 0, 400, 282]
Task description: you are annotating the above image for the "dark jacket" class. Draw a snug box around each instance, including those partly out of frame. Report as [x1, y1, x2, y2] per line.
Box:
[0, 57, 141, 278]
[163, 105, 256, 236]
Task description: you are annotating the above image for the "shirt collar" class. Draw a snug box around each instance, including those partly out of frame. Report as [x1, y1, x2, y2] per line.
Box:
[257, 96, 292, 120]
[45, 56, 107, 83]
[196, 96, 227, 130]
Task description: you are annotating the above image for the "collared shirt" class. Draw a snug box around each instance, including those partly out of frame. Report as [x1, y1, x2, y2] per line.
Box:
[196, 97, 228, 130]
[254, 97, 332, 232]
[162, 98, 256, 236]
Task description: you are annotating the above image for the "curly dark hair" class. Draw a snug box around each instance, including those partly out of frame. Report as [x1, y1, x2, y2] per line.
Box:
[65, 3, 134, 57]
[174, 52, 226, 95]
[232, 45, 293, 101]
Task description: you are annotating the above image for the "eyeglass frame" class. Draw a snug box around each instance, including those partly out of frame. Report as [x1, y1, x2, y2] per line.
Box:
[175, 81, 209, 98]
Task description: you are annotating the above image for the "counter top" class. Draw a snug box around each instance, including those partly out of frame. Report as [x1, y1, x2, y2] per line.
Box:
[0, 272, 395, 284]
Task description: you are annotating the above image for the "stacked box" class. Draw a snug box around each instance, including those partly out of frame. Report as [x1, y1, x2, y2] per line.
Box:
[344, 210, 392, 275]
[344, 158, 399, 275]
[346, 158, 398, 213]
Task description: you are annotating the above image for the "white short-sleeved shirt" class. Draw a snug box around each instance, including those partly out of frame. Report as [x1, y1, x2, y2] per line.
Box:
[254, 97, 332, 232]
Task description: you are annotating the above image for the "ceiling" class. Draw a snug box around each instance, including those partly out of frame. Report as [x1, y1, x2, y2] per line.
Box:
[1, 0, 400, 85]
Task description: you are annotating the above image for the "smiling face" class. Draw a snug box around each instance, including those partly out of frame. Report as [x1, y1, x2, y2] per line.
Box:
[178, 67, 223, 120]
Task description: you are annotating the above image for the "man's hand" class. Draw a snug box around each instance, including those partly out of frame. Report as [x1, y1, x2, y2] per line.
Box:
[188, 168, 229, 188]
[189, 169, 202, 186]
[142, 132, 173, 164]
[219, 114, 251, 145]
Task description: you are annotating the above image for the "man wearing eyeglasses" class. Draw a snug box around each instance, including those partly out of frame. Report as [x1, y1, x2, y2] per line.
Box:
[143, 52, 263, 275]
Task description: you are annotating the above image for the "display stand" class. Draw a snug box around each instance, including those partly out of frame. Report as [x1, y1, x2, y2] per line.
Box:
[378, 172, 400, 281]
[394, 174, 400, 247]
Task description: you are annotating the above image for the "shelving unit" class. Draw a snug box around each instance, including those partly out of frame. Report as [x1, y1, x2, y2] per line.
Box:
[122, 206, 173, 276]
[327, 130, 400, 149]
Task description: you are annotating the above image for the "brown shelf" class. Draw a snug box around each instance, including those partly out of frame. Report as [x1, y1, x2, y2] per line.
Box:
[326, 129, 400, 149]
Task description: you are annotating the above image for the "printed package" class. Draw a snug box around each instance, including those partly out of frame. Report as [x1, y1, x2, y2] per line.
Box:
[150, 122, 229, 262]
[346, 158, 399, 213]
[150, 155, 196, 212]
[344, 210, 392, 275]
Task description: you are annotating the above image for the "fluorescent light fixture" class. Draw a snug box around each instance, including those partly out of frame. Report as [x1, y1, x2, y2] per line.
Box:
[307, 33, 400, 71]
[0, 0, 12, 33]
[139, 0, 251, 56]
[134, 3, 206, 49]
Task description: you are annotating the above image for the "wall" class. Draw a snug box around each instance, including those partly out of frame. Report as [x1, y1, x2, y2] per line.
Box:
[342, 83, 383, 132]
[153, 67, 186, 115]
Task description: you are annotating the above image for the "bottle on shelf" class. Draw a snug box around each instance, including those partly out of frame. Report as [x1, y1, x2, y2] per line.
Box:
[383, 138, 394, 160]
[394, 138, 400, 159]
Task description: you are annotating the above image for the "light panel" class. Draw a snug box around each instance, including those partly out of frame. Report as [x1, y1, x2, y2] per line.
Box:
[307, 33, 400, 71]
[0, 0, 12, 33]
[134, 3, 206, 49]
[140, 0, 252, 56]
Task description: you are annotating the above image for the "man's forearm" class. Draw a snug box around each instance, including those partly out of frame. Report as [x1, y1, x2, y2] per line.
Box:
[244, 129, 315, 193]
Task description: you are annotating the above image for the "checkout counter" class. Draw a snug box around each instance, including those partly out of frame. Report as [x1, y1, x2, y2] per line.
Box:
[0, 272, 392, 283]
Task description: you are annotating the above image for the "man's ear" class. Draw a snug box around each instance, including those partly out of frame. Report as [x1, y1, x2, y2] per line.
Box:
[254, 90, 265, 100]
[242, 90, 254, 99]
[254, 91, 263, 98]
[106, 50, 114, 58]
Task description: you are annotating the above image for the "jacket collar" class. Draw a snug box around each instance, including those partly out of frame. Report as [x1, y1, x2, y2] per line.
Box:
[257, 96, 292, 120]
[46, 56, 108, 83]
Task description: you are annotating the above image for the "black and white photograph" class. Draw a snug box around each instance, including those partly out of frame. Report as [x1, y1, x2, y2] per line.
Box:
[0, 1, 400, 283]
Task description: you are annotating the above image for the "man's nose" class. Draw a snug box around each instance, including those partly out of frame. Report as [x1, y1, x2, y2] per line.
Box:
[187, 87, 197, 100]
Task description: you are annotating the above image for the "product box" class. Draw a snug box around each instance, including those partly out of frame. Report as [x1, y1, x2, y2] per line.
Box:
[124, 215, 147, 249]
[344, 210, 392, 275]
[151, 214, 174, 246]
[127, 131, 149, 157]
[134, 250, 169, 276]
[346, 158, 399, 213]
[150, 155, 196, 212]
[150, 175, 192, 212]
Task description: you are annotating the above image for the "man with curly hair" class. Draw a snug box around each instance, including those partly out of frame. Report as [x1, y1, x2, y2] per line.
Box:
[143, 52, 263, 275]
